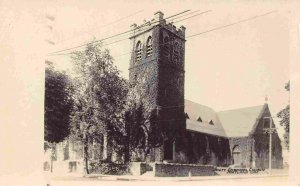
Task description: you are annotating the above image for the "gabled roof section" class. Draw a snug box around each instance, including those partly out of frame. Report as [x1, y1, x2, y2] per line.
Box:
[185, 99, 227, 137]
[217, 104, 266, 138]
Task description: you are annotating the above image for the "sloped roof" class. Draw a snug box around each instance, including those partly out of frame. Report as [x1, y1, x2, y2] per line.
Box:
[217, 104, 266, 138]
[185, 100, 227, 137]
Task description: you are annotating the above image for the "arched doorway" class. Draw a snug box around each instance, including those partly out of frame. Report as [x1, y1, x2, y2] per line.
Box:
[232, 145, 242, 165]
[164, 139, 175, 160]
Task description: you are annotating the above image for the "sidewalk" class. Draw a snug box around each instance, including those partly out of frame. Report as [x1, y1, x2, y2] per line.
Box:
[46, 171, 288, 182]
[88, 173, 288, 181]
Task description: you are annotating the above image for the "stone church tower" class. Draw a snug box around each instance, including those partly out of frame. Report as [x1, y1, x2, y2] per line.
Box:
[129, 11, 186, 162]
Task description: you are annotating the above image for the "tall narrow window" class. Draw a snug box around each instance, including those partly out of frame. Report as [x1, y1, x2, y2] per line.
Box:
[163, 36, 170, 57]
[174, 42, 179, 62]
[146, 36, 153, 57]
[263, 118, 270, 128]
[136, 41, 142, 61]
[164, 139, 173, 160]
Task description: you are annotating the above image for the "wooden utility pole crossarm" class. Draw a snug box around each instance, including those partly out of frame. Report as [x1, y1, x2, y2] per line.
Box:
[263, 116, 277, 175]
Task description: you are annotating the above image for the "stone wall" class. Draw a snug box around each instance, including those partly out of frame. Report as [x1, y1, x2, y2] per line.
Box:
[182, 131, 231, 166]
[252, 107, 283, 169]
[228, 136, 254, 167]
[227, 106, 283, 169]
[154, 163, 215, 177]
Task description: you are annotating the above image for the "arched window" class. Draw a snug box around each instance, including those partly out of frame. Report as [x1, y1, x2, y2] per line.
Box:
[146, 36, 153, 57]
[136, 41, 142, 61]
[232, 145, 241, 153]
[163, 36, 170, 57]
[209, 120, 214, 125]
[136, 126, 148, 148]
[205, 136, 210, 154]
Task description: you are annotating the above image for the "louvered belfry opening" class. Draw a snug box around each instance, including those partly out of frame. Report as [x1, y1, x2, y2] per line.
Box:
[146, 36, 153, 57]
[136, 41, 142, 61]
[174, 42, 179, 62]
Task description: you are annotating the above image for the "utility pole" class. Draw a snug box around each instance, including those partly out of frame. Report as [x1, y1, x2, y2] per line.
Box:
[45, 13, 56, 57]
[263, 116, 276, 175]
[45, 13, 56, 173]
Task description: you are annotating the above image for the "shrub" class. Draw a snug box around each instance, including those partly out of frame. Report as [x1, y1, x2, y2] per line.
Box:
[89, 160, 129, 175]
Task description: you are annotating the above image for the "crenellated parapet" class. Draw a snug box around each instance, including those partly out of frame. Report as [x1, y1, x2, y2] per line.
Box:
[130, 11, 185, 39]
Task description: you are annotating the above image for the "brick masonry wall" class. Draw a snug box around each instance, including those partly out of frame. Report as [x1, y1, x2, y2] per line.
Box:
[181, 131, 231, 166]
[229, 137, 254, 167]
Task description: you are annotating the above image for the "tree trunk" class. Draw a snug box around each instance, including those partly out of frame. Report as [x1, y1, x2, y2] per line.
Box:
[124, 134, 130, 162]
[106, 135, 112, 162]
[83, 137, 89, 175]
[50, 143, 55, 173]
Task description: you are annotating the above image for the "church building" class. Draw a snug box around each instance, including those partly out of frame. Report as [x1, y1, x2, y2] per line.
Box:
[126, 11, 282, 168]
[45, 11, 283, 173]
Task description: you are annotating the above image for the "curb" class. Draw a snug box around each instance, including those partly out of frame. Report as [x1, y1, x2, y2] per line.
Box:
[85, 173, 288, 182]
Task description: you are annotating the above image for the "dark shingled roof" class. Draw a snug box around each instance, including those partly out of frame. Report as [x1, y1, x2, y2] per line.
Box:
[217, 104, 266, 137]
[184, 100, 267, 138]
[185, 100, 227, 137]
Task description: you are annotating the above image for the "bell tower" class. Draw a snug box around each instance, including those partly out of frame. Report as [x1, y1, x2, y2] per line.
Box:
[129, 11, 186, 161]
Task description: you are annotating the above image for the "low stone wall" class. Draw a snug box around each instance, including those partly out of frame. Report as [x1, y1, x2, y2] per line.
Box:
[130, 162, 154, 175]
[154, 163, 216, 177]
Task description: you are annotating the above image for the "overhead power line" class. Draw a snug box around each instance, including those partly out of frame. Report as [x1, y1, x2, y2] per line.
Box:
[48, 10, 192, 55]
[186, 10, 276, 38]
[168, 9, 202, 22]
[113, 10, 277, 58]
[57, 10, 144, 45]
[173, 10, 212, 23]
[49, 10, 276, 58]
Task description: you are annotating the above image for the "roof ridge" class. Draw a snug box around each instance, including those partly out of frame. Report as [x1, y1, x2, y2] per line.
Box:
[184, 99, 216, 111]
[217, 104, 265, 113]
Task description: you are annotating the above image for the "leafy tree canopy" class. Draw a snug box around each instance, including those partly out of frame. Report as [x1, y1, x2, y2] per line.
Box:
[69, 42, 128, 148]
[44, 61, 73, 143]
[277, 81, 290, 150]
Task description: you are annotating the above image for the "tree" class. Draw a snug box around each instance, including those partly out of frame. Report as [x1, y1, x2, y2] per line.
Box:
[69, 42, 128, 174]
[124, 103, 147, 162]
[45, 61, 73, 143]
[148, 109, 164, 149]
[123, 103, 164, 162]
[277, 81, 290, 150]
[44, 61, 74, 171]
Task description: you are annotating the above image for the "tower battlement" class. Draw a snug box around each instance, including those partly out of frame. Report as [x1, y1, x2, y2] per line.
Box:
[130, 11, 185, 39]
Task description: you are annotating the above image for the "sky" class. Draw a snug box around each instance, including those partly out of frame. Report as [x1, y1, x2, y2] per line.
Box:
[44, 1, 290, 139]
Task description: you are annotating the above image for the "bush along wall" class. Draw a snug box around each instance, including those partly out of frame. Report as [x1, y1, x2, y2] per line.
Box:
[89, 160, 130, 175]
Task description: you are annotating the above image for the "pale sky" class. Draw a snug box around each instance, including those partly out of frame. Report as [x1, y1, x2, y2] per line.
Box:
[1, 0, 300, 179]
[45, 1, 290, 139]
